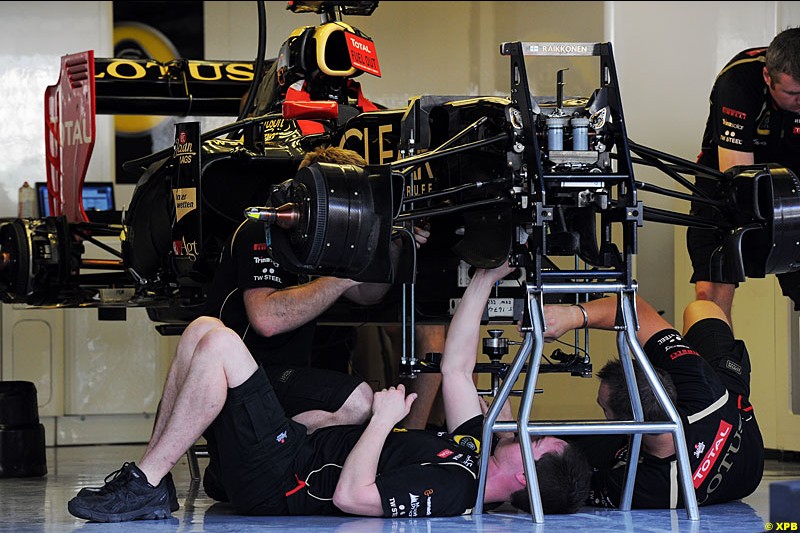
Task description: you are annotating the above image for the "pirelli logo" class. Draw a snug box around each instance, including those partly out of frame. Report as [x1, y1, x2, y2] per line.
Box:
[722, 106, 746, 120]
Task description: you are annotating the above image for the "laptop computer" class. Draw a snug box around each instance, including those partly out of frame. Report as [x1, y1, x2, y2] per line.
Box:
[36, 182, 120, 223]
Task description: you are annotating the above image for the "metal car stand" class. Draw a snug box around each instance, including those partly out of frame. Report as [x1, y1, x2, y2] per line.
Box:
[470, 40, 700, 523]
[474, 281, 700, 523]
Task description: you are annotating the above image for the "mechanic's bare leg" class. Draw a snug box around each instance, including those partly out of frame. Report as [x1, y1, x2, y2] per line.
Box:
[694, 281, 735, 325]
[138, 326, 258, 485]
[291, 381, 373, 433]
[146, 316, 225, 455]
[385, 323, 446, 430]
[400, 372, 443, 429]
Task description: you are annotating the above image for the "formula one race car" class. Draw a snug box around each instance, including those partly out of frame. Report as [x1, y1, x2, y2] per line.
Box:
[1, 0, 799, 328]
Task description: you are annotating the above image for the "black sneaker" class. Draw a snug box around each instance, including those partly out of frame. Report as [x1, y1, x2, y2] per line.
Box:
[77, 470, 179, 512]
[68, 462, 176, 522]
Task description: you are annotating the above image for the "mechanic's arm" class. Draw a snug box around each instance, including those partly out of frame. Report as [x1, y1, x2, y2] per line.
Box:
[333, 384, 417, 516]
[244, 276, 360, 337]
[441, 261, 514, 432]
[342, 225, 431, 305]
[245, 226, 431, 331]
[718, 146, 754, 173]
[480, 395, 515, 441]
[542, 294, 672, 348]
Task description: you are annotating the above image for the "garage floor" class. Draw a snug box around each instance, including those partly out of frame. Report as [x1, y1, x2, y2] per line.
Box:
[1, 444, 798, 532]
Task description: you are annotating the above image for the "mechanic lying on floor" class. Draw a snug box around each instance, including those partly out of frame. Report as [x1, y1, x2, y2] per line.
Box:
[542, 292, 764, 508]
[67, 261, 590, 522]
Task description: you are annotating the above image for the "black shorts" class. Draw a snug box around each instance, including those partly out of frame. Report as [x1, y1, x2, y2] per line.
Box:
[208, 366, 305, 515]
[686, 177, 732, 285]
[687, 208, 800, 302]
[203, 366, 362, 504]
[776, 270, 800, 311]
[683, 317, 751, 400]
[687, 176, 800, 306]
[686, 226, 731, 284]
[265, 365, 364, 418]
[683, 317, 765, 498]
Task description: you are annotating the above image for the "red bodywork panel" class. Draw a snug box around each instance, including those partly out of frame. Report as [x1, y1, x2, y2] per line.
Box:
[44, 51, 96, 223]
[282, 100, 339, 120]
[43, 52, 256, 225]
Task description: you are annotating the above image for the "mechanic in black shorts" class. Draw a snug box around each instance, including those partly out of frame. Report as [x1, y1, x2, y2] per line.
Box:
[199, 146, 430, 500]
[202, 146, 388, 431]
[541, 293, 764, 508]
[203, 217, 372, 430]
[67, 260, 591, 521]
[688, 26, 800, 321]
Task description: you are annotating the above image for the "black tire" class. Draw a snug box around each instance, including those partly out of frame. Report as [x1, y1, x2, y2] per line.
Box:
[0, 424, 47, 477]
[0, 381, 39, 427]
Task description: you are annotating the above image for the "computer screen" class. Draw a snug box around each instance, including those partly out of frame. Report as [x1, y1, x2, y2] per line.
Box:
[35, 182, 49, 216]
[36, 182, 116, 217]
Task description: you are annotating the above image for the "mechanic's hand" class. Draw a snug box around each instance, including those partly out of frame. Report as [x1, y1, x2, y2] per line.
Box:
[411, 225, 430, 249]
[479, 395, 515, 419]
[479, 396, 516, 441]
[542, 304, 584, 342]
[371, 384, 417, 426]
[390, 222, 430, 254]
[474, 259, 515, 285]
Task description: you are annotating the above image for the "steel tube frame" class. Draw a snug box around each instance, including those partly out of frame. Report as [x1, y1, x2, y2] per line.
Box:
[475, 282, 699, 523]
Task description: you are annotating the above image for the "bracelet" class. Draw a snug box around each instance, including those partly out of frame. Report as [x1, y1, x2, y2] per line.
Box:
[573, 303, 589, 329]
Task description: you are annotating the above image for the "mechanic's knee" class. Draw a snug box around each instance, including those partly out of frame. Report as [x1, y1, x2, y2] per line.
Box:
[184, 315, 223, 336]
[683, 299, 730, 332]
[694, 282, 734, 305]
[339, 382, 373, 425]
[175, 316, 225, 361]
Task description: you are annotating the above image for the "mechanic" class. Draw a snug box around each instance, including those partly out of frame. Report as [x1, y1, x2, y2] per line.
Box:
[541, 293, 764, 508]
[688, 26, 800, 321]
[242, 21, 446, 432]
[202, 146, 380, 433]
[67, 261, 591, 522]
[199, 145, 437, 501]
